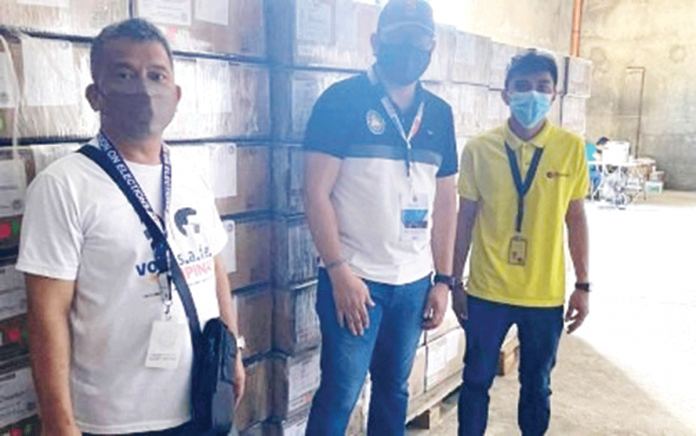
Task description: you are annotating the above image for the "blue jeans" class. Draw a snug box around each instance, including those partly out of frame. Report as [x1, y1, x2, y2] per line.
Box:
[305, 269, 431, 436]
[458, 296, 564, 436]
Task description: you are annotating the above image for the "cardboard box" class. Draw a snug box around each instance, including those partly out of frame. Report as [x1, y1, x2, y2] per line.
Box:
[347, 377, 370, 436]
[451, 32, 491, 86]
[236, 358, 273, 432]
[214, 144, 270, 215]
[485, 89, 508, 131]
[421, 24, 457, 83]
[274, 280, 321, 355]
[272, 216, 318, 287]
[0, 414, 40, 436]
[0, 150, 29, 260]
[408, 345, 426, 399]
[170, 143, 269, 215]
[489, 42, 521, 90]
[268, 0, 380, 70]
[565, 57, 592, 97]
[167, 59, 270, 141]
[497, 324, 519, 376]
[133, 0, 266, 57]
[425, 329, 465, 391]
[0, 263, 25, 322]
[551, 51, 568, 96]
[0, 37, 98, 141]
[446, 83, 489, 137]
[0, 356, 36, 428]
[645, 181, 664, 194]
[268, 406, 310, 436]
[561, 95, 587, 136]
[236, 286, 273, 359]
[424, 292, 460, 344]
[272, 348, 321, 420]
[220, 216, 272, 291]
[272, 143, 305, 216]
[0, 0, 128, 37]
[272, 69, 352, 143]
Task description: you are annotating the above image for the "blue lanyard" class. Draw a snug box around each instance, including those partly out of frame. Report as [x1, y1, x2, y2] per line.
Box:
[94, 133, 174, 314]
[504, 142, 544, 233]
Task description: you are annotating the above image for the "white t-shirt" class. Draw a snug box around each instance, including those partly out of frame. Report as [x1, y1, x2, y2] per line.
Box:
[16, 141, 228, 434]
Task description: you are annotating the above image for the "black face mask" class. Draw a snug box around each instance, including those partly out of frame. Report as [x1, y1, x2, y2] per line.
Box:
[376, 43, 432, 86]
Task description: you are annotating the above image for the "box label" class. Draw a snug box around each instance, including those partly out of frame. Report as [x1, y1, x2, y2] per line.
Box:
[221, 220, 236, 274]
[17, 0, 69, 7]
[0, 265, 26, 321]
[22, 38, 78, 107]
[0, 367, 38, 428]
[209, 144, 237, 199]
[137, 0, 192, 27]
[296, 0, 332, 44]
[0, 160, 26, 218]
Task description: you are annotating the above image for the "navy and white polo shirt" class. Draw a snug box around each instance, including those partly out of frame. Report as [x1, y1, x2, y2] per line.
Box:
[304, 69, 458, 285]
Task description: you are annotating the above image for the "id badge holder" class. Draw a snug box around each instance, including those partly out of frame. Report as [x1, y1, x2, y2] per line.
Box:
[145, 319, 185, 369]
[401, 192, 429, 242]
[508, 235, 528, 266]
[145, 273, 184, 369]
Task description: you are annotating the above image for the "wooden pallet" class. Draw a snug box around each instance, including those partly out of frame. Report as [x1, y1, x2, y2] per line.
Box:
[406, 373, 461, 429]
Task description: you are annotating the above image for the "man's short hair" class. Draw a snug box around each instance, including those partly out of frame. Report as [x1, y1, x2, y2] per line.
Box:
[505, 49, 558, 89]
[90, 18, 173, 81]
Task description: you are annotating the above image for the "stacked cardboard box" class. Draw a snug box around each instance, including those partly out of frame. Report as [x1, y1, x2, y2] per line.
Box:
[562, 57, 592, 136]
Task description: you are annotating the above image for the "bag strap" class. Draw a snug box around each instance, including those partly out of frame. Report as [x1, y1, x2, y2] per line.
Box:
[78, 145, 203, 351]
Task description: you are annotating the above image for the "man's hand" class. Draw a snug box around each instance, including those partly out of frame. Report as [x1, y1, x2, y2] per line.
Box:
[565, 289, 589, 334]
[422, 283, 449, 330]
[233, 353, 245, 408]
[451, 282, 468, 327]
[328, 265, 375, 336]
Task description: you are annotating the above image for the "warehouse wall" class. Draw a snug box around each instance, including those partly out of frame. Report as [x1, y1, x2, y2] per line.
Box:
[582, 0, 696, 190]
[431, 0, 575, 54]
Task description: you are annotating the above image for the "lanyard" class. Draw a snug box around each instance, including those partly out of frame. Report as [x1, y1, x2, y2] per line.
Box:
[504, 142, 544, 233]
[368, 67, 425, 178]
[95, 133, 174, 316]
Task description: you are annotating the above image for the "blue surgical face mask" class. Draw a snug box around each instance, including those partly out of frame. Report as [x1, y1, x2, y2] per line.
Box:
[508, 91, 553, 129]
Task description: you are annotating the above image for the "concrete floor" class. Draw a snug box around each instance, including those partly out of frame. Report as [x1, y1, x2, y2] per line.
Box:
[407, 191, 696, 436]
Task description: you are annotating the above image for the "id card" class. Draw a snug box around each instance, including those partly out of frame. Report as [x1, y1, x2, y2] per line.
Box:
[145, 320, 185, 369]
[401, 193, 429, 242]
[508, 235, 527, 266]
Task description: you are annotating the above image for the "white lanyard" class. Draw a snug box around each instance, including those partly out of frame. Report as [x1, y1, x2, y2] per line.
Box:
[368, 67, 425, 178]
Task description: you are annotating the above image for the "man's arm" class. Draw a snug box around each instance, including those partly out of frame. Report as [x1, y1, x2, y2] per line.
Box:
[303, 151, 374, 336]
[214, 254, 245, 406]
[451, 198, 479, 324]
[565, 199, 590, 333]
[422, 175, 457, 330]
[25, 274, 80, 436]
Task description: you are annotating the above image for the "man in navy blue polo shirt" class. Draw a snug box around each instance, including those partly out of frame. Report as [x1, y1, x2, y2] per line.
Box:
[303, 1, 458, 434]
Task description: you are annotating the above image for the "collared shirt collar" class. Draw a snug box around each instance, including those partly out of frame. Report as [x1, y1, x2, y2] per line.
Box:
[504, 119, 554, 150]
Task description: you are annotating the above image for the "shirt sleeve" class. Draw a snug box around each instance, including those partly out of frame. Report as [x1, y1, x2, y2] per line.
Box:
[16, 172, 83, 280]
[303, 85, 351, 158]
[436, 106, 459, 178]
[571, 138, 591, 200]
[457, 140, 479, 201]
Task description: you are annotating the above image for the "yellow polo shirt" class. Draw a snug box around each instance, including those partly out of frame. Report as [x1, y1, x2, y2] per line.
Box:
[458, 121, 589, 307]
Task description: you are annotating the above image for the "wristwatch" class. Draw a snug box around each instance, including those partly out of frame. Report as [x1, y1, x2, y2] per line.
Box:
[434, 273, 456, 291]
[575, 282, 591, 292]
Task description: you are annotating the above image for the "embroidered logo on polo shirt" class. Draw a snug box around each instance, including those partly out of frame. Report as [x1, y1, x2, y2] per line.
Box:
[546, 171, 571, 179]
[366, 110, 386, 135]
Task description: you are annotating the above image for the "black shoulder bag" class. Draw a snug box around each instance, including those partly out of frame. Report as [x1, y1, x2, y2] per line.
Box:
[78, 145, 237, 435]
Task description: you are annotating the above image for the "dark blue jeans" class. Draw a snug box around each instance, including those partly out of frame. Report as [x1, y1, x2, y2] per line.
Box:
[458, 296, 564, 436]
[305, 269, 431, 436]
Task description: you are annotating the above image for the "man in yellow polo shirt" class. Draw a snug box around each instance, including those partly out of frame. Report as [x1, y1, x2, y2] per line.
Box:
[452, 50, 590, 435]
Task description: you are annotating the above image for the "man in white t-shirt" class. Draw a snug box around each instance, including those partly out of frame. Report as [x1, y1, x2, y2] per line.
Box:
[16, 19, 245, 435]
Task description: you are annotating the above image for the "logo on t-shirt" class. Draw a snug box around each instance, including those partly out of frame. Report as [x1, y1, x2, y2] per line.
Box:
[174, 207, 200, 236]
[366, 110, 386, 135]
